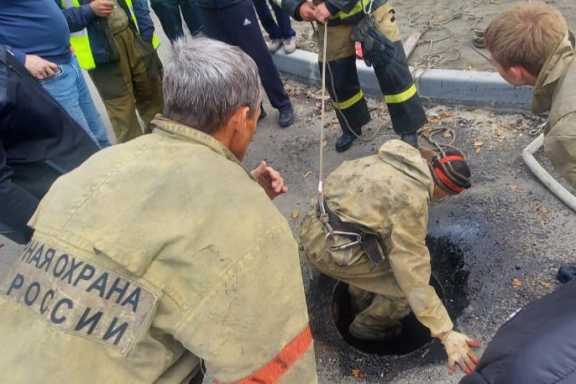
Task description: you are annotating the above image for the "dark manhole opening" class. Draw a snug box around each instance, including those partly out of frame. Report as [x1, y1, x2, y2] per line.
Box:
[330, 236, 470, 357]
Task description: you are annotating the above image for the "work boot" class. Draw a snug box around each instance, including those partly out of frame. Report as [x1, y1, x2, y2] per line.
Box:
[283, 36, 297, 54]
[278, 105, 295, 128]
[335, 130, 360, 152]
[401, 133, 419, 148]
[349, 320, 402, 341]
[349, 294, 409, 340]
[558, 264, 576, 283]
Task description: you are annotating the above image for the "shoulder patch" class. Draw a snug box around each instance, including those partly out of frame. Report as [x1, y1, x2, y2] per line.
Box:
[0, 240, 158, 355]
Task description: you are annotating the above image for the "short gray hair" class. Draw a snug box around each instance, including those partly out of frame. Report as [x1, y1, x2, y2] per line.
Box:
[163, 37, 263, 133]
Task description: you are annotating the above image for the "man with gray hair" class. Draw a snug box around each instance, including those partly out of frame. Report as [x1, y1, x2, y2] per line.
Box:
[0, 37, 318, 384]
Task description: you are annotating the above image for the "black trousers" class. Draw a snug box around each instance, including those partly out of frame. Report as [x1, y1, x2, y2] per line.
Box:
[0, 162, 62, 244]
[150, 0, 203, 41]
[198, 1, 291, 111]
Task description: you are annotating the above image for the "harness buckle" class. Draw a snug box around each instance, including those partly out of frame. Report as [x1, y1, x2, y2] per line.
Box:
[328, 230, 363, 251]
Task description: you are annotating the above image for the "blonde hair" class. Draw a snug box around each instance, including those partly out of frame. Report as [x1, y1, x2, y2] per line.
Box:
[485, 2, 568, 76]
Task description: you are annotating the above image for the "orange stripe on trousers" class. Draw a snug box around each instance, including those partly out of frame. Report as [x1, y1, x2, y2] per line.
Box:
[214, 325, 313, 384]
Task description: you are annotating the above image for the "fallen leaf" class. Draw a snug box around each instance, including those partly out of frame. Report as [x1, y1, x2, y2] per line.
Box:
[291, 208, 300, 220]
[351, 368, 367, 380]
[539, 281, 553, 289]
[304, 171, 312, 178]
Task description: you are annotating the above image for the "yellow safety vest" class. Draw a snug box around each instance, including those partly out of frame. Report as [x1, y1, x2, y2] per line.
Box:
[60, 0, 160, 70]
[330, 0, 369, 21]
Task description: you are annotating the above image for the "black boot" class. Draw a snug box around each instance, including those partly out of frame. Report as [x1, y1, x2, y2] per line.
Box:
[335, 129, 360, 152]
[278, 104, 295, 128]
[557, 264, 576, 284]
[401, 133, 419, 148]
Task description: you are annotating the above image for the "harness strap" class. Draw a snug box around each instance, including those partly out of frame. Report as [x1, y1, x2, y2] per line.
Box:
[317, 200, 384, 265]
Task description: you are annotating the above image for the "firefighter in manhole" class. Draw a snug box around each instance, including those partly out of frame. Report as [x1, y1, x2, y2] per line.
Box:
[300, 137, 481, 374]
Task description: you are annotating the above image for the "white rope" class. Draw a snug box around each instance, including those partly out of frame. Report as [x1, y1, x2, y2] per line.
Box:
[318, 23, 329, 196]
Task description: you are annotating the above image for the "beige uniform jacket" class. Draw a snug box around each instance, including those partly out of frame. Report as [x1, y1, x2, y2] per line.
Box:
[300, 140, 453, 336]
[533, 33, 576, 188]
[0, 116, 317, 384]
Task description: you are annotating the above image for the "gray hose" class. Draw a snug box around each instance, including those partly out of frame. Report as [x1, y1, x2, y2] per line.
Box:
[522, 134, 576, 212]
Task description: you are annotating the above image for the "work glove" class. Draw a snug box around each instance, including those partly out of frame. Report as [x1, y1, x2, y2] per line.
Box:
[438, 331, 481, 375]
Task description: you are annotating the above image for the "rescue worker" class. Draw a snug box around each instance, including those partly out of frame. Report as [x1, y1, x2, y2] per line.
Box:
[58, 0, 163, 143]
[484, 3, 576, 188]
[276, 0, 427, 152]
[299, 138, 480, 374]
[0, 37, 317, 384]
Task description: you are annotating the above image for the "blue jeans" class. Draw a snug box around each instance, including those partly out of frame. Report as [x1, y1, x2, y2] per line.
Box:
[40, 57, 110, 148]
[252, 0, 295, 40]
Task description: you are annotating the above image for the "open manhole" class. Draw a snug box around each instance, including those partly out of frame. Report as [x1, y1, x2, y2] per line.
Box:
[331, 280, 436, 356]
[330, 236, 470, 357]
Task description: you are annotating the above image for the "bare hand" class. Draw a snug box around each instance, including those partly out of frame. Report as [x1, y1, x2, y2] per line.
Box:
[439, 331, 481, 375]
[90, 0, 114, 17]
[299, 2, 317, 22]
[24, 55, 58, 80]
[251, 161, 288, 200]
[314, 2, 332, 23]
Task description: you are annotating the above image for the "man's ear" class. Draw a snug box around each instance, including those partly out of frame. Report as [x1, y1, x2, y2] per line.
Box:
[506, 66, 524, 82]
[227, 106, 250, 134]
[508, 65, 537, 85]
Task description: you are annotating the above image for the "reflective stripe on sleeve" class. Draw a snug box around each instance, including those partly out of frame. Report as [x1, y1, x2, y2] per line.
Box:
[214, 325, 313, 384]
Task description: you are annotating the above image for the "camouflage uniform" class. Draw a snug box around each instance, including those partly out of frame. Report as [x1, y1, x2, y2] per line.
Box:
[532, 33, 576, 188]
[299, 140, 453, 337]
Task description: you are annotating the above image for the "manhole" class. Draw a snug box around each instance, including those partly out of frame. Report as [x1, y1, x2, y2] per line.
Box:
[330, 236, 470, 357]
[331, 280, 437, 356]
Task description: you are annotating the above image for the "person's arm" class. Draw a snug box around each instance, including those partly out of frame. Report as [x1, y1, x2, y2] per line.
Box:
[131, 0, 155, 44]
[544, 114, 576, 189]
[173, 224, 318, 383]
[55, 0, 98, 32]
[386, 200, 480, 374]
[0, 143, 38, 244]
[385, 201, 453, 336]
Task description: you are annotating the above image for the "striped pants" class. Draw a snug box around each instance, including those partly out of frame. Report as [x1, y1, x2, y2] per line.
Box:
[317, 3, 426, 137]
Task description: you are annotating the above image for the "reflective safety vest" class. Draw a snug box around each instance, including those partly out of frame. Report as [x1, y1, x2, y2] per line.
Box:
[328, 0, 371, 24]
[60, 0, 161, 70]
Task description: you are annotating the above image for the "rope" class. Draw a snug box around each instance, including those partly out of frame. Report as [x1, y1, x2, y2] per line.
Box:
[418, 126, 457, 155]
[318, 23, 329, 196]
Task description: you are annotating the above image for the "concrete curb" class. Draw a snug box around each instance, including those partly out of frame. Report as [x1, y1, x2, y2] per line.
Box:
[272, 49, 533, 111]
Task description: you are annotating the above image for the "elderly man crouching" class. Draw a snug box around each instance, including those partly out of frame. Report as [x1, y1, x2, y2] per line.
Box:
[0, 37, 318, 384]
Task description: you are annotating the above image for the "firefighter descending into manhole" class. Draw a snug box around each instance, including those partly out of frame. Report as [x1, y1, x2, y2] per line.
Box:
[299, 132, 481, 374]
